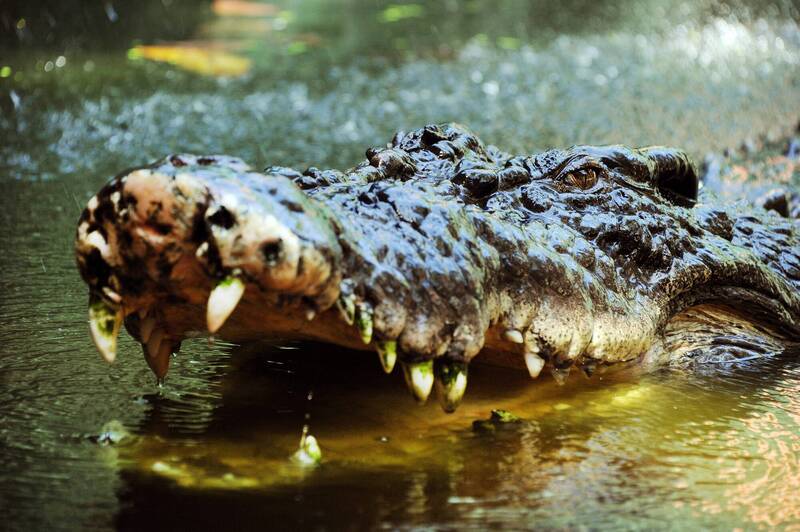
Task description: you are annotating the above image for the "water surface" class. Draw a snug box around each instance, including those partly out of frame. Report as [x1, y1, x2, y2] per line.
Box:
[2, 0, 800, 529]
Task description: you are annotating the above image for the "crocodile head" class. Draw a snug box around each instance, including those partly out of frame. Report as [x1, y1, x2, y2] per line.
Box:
[75, 124, 800, 412]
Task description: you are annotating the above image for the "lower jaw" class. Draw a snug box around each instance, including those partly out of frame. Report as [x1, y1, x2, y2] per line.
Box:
[121, 298, 640, 381]
[110, 278, 800, 401]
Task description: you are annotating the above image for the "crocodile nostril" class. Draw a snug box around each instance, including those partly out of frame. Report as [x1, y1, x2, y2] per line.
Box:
[207, 206, 236, 229]
[84, 248, 111, 286]
[260, 239, 284, 266]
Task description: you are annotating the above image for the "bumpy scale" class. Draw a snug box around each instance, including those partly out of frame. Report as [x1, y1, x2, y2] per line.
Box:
[75, 124, 800, 412]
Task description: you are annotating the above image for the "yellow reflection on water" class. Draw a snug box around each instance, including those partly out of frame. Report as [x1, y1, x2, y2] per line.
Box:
[128, 45, 252, 77]
[106, 344, 800, 527]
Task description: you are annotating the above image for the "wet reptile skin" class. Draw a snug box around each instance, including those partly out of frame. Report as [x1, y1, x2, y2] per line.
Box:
[75, 123, 800, 392]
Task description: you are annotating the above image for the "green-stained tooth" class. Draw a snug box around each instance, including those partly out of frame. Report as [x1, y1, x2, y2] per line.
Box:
[402, 360, 434, 404]
[434, 361, 468, 413]
[355, 303, 373, 344]
[336, 294, 356, 325]
[88, 295, 123, 363]
[206, 276, 245, 333]
[376, 340, 397, 373]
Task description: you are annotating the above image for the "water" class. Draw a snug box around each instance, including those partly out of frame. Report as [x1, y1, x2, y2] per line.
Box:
[2, 0, 800, 529]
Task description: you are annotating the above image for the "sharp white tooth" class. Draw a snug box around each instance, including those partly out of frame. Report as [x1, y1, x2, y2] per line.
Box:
[524, 351, 545, 379]
[305, 308, 316, 321]
[102, 287, 122, 304]
[402, 360, 434, 404]
[88, 297, 123, 363]
[434, 361, 468, 413]
[376, 340, 397, 374]
[206, 276, 245, 333]
[355, 303, 373, 344]
[504, 329, 524, 344]
[140, 316, 156, 344]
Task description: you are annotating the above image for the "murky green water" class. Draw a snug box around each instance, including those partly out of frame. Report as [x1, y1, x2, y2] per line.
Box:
[2, 0, 800, 529]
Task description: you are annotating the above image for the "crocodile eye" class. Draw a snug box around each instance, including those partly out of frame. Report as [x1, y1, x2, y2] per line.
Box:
[562, 168, 599, 190]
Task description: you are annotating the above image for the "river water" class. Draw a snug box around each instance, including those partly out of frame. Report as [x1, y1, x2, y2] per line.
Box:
[2, 0, 800, 529]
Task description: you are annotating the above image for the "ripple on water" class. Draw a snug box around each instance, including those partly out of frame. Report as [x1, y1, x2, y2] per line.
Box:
[2, 16, 800, 183]
[1, 4, 800, 530]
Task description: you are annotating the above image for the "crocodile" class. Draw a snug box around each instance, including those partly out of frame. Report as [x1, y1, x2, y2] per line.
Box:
[75, 123, 800, 413]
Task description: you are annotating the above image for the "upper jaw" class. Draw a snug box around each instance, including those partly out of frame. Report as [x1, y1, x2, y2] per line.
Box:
[76, 153, 343, 304]
[75, 154, 349, 375]
[74, 152, 655, 412]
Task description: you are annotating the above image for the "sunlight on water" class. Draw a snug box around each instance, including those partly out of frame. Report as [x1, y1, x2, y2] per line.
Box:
[95, 348, 800, 529]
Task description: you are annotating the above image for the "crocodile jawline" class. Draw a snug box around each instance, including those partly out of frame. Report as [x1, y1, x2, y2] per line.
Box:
[75, 123, 800, 412]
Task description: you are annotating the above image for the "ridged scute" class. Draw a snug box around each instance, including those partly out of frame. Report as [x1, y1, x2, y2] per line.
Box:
[297, 124, 799, 365]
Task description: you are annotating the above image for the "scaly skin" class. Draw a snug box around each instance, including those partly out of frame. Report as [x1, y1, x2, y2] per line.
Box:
[75, 124, 800, 412]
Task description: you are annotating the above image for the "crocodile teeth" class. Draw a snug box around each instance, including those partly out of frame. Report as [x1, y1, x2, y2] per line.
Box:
[88, 296, 123, 363]
[195, 242, 209, 259]
[102, 286, 122, 304]
[524, 351, 545, 379]
[504, 329, 524, 344]
[206, 276, 245, 333]
[376, 340, 397, 374]
[434, 361, 468, 413]
[551, 366, 570, 386]
[402, 360, 434, 404]
[336, 294, 355, 325]
[355, 303, 373, 344]
[140, 316, 156, 344]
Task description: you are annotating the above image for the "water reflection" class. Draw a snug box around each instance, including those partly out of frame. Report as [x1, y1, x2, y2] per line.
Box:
[128, 45, 252, 77]
[110, 346, 800, 529]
